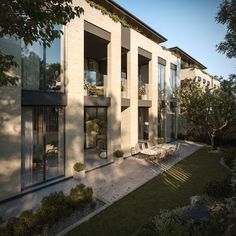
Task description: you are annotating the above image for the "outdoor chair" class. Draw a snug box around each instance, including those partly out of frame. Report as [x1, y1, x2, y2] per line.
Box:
[131, 143, 161, 161]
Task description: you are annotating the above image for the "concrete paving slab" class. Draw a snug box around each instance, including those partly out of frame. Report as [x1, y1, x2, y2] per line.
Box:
[0, 140, 204, 220]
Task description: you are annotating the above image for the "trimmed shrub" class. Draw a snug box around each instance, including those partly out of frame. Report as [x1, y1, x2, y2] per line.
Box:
[73, 162, 85, 172]
[223, 149, 236, 167]
[204, 176, 232, 199]
[35, 191, 73, 227]
[0, 185, 95, 236]
[113, 150, 124, 158]
[68, 184, 94, 208]
[136, 202, 236, 236]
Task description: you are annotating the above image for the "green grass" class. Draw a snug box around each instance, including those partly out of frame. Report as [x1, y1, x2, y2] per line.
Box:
[67, 147, 229, 236]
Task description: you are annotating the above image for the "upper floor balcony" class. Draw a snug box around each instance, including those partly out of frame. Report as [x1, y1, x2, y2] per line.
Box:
[84, 71, 107, 97]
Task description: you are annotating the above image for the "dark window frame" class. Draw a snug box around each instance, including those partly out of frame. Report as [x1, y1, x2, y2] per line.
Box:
[21, 105, 66, 191]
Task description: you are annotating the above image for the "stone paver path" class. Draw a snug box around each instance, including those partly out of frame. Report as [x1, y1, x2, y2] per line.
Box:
[0, 140, 203, 220]
[82, 140, 203, 203]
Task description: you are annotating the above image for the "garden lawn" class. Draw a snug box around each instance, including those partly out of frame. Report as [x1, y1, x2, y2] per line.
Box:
[66, 147, 230, 236]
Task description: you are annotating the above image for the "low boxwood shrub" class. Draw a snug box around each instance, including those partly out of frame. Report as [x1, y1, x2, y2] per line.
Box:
[0, 185, 94, 236]
[73, 162, 85, 172]
[204, 176, 232, 200]
[136, 202, 236, 236]
[68, 184, 94, 208]
[223, 149, 236, 167]
[113, 150, 124, 158]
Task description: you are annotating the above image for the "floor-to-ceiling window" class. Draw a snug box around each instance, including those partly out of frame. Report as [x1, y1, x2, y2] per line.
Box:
[84, 107, 108, 170]
[22, 25, 63, 92]
[166, 64, 177, 141]
[158, 61, 166, 142]
[21, 106, 65, 189]
[21, 25, 65, 189]
[138, 108, 149, 140]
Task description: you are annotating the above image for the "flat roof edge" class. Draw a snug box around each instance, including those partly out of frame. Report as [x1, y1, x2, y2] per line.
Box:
[169, 46, 207, 70]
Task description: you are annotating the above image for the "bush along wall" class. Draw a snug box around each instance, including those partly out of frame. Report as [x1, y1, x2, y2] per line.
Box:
[0, 184, 95, 236]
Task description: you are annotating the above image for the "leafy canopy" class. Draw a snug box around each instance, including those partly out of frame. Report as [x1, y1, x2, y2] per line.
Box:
[216, 0, 236, 58]
[0, 0, 83, 86]
[176, 79, 236, 149]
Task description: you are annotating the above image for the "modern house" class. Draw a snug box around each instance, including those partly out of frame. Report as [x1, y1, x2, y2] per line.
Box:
[169, 47, 220, 90]
[0, 0, 214, 203]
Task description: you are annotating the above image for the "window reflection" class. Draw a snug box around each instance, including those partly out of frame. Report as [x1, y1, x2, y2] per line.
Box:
[22, 26, 63, 92]
[21, 106, 65, 189]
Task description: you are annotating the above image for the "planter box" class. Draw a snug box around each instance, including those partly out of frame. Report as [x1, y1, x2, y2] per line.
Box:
[73, 170, 85, 181]
[141, 94, 147, 100]
[114, 157, 124, 164]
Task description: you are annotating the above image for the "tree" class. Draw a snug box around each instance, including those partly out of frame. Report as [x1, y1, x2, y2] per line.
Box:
[0, 0, 83, 86]
[176, 79, 236, 150]
[215, 0, 236, 58]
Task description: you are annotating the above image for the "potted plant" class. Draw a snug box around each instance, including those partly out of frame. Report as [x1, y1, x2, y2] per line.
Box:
[121, 83, 126, 98]
[113, 150, 124, 164]
[138, 84, 147, 100]
[73, 162, 85, 180]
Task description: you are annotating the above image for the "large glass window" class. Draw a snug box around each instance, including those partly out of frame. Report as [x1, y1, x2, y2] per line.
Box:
[21, 106, 65, 189]
[169, 68, 177, 98]
[84, 107, 107, 151]
[22, 25, 63, 92]
[138, 108, 149, 140]
[158, 63, 165, 99]
[158, 63, 166, 141]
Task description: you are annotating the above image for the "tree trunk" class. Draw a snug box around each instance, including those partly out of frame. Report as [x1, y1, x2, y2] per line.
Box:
[210, 133, 216, 150]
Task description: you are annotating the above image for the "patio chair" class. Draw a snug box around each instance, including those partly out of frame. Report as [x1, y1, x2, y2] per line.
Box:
[131, 143, 161, 161]
[170, 143, 181, 158]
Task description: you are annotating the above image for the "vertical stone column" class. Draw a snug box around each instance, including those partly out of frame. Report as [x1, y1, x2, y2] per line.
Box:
[65, 17, 85, 176]
[129, 30, 139, 147]
[107, 26, 121, 160]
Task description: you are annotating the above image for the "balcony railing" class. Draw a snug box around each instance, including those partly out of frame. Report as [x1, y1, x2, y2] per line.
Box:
[138, 83, 150, 100]
[84, 71, 107, 97]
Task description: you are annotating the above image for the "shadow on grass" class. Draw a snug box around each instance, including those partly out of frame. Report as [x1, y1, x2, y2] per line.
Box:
[66, 147, 230, 236]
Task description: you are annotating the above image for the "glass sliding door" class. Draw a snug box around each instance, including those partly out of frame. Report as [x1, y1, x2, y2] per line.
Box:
[138, 108, 149, 140]
[84, 107, 107, 151]
[45, 107, 65, 180]
[21, 106, 65, 189]
[21, 107, 44, 188]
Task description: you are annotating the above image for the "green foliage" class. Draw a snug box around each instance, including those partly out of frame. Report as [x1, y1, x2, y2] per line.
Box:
[216, 0, 236, 58]
[0, 53, 19, 86]
[157, 137, 165, 144]
[0, 186, 95, 236]
[68, 184, 94, 207]
[137, 202, 236, 236]
[0, 0, 83, 86]
[204, 176, 232, 199]
[73, 162, 85, 172]
[138, 84, 146, 96]
[176, 79, 236, 149]
[223, 148, 236, 167]
[113, 150, 124, 158]
[85, 0, 130, 28]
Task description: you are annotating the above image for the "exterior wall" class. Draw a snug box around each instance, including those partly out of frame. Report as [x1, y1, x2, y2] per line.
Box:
[0, 0, 181, 202]
[0, 37, 21, 201]
[180, 68, 220, 89]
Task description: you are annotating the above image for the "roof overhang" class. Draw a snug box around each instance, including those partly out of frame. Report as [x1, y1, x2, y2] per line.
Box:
[88, 0, 167, 43]
[169, 47, 207, 70]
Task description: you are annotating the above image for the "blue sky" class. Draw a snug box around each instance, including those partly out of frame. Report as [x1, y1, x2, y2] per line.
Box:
[115, 0, 236, 79]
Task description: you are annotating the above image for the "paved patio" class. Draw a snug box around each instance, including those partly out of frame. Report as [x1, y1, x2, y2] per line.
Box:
[0, 140, 203, 220]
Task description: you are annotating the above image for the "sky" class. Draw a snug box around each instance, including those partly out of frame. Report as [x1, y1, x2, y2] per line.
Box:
[114, 0, 236, 79]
